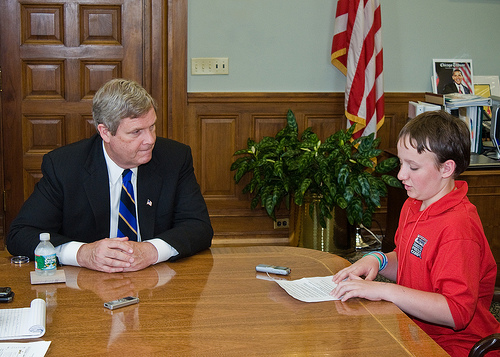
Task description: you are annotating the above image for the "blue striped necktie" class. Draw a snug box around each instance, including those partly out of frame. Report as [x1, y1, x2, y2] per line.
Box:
[118, 169, 138, 241]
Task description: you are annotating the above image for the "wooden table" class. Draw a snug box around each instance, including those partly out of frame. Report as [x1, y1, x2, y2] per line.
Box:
[0, 246, 449, 356]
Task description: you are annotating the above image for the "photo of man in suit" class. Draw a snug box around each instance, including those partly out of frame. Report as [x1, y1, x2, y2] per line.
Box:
[442, 69, 471, 94]
[7, 79, 213, 273]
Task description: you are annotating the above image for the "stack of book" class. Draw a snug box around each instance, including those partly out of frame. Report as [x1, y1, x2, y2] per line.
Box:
[459, 106, 484, 153]
[443, 93, 492, 110]
[421, 93, 492, 154]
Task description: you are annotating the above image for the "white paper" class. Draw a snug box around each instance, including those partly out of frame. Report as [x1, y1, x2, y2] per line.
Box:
[30, 270, 66, 285]
[0, 299, 46, 340]
[274, 275, 339, 302]
[0, 341, 51, 357]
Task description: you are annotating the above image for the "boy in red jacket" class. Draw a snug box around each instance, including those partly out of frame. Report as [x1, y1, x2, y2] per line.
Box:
[332, 110, 500, 356]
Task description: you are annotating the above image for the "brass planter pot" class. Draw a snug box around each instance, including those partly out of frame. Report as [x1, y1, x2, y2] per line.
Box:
[290, 195, 355, 257]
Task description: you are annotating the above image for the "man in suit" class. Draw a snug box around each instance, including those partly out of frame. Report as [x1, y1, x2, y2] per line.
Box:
[442, 69, 471, 94]
[7, 79, 213, 273]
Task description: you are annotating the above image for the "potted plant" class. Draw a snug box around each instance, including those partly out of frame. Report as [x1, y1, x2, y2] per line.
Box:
[230, 109, 402, 239]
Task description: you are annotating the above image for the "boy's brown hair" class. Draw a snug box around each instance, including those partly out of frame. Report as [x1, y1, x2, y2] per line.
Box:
[398, 110, 470, 178]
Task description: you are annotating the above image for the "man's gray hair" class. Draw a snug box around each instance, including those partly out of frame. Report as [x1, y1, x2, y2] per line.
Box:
[92, 78, 157, 134]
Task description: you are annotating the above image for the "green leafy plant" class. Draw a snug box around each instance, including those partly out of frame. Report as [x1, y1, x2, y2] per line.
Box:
[230, 109, 402, 228]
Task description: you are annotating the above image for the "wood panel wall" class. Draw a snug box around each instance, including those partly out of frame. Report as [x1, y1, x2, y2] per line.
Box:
[186, 92, 425, 247]
[0, 90, 424, 248]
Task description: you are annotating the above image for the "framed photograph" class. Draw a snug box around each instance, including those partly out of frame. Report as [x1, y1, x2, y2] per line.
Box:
[474, 75, 500, 96]
[432, 59, 474, 94]
[473, 75, 500, 118]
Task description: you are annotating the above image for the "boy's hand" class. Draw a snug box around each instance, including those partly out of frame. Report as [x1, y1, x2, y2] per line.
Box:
[332, 254, 380, 284]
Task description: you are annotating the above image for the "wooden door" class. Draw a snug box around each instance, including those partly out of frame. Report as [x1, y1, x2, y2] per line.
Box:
[0, 0, 175, 247]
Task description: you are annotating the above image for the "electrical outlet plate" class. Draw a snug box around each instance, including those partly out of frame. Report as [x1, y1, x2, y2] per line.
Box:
[191, 57, 228, 75]
[274, 218, 289, 229]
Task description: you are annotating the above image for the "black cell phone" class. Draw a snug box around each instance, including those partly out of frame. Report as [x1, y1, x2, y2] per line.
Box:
[0, 287, 12, 297]
[0, 291, 14, 303]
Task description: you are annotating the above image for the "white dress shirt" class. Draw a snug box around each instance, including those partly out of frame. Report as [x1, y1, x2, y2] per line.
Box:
[54, 142, 178, 266]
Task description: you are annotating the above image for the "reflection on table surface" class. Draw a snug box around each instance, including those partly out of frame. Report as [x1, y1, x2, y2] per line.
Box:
[0, 246, 448, 356]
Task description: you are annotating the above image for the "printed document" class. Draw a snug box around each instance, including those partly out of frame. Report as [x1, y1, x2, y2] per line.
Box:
[274, 276, 339, 302]
[0, 341, 51, 357]
[0, 299, 46, 340]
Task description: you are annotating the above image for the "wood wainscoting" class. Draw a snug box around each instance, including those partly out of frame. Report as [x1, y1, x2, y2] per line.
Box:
[186, 92, 424, 247]
[0, 91, 423, 248]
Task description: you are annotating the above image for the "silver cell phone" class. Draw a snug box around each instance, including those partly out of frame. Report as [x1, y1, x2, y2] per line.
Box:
[256, 264, 291, 276]
[104, 296, 139, 310]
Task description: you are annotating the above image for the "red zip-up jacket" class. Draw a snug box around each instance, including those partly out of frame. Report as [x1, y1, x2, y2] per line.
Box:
[394, 181, 500, 357]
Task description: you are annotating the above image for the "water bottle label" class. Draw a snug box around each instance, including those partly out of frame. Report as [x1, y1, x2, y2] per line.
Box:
[35, 253, 57, 271]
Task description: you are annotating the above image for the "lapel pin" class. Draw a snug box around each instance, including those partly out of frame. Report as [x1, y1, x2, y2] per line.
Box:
[147, 199, 153, 206]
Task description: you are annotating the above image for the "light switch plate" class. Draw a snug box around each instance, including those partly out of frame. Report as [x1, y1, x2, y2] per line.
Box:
[191, 57, 228, 75]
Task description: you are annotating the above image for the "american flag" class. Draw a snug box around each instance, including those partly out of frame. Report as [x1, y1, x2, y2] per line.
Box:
[331, 0, 384, 139]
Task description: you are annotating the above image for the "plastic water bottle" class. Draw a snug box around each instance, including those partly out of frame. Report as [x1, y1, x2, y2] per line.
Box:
[35, 233, 57, 275]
